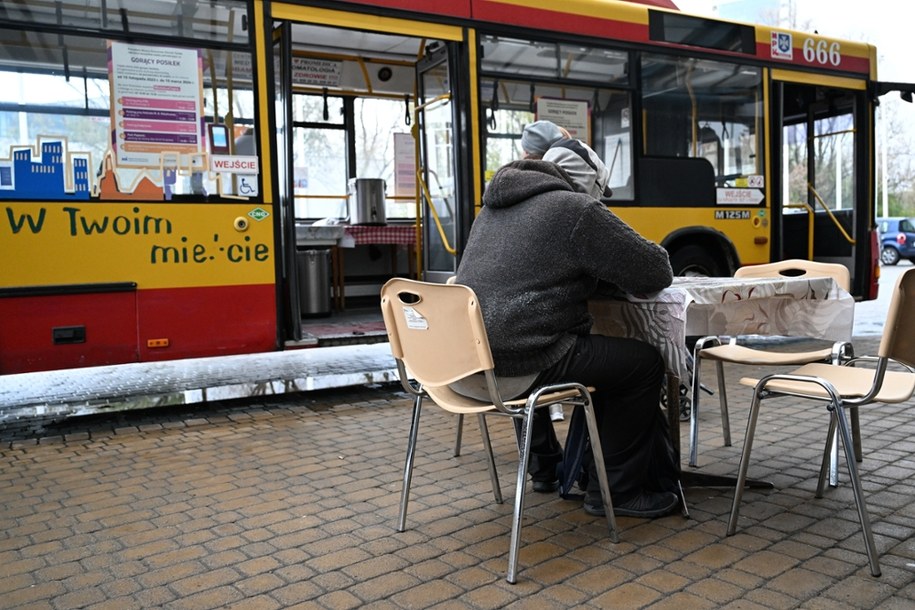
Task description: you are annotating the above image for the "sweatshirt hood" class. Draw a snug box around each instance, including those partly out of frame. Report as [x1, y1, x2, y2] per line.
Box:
[482, 159, 575, 209]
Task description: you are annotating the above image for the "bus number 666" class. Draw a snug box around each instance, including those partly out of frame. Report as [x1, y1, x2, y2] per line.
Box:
[803, 38, 841, 67]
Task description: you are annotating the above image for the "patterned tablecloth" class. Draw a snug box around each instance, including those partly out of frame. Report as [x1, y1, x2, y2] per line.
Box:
[589, 275, 856, 382]
[342, 225, 416, 246]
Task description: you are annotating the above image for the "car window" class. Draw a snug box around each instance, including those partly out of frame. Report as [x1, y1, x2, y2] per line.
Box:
[879, 220, 891, 233]
[900, 219, 915, 233]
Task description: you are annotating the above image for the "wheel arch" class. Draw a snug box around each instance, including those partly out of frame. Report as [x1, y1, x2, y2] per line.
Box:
[660, 227, 739, 277]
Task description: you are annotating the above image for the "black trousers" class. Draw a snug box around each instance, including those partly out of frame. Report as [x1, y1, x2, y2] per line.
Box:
[525, 334, 678, 504]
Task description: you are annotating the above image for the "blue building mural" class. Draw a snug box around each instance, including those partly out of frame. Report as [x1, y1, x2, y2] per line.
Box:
[0, 139, 91, 200]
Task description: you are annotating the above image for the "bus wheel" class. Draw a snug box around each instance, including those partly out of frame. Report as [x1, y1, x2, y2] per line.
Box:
[669, 245, 723, 277]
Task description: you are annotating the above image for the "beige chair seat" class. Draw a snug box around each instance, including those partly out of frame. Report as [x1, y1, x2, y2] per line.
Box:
[741, 362, 915, 403]
[701, 343, 835, 366]
[424, 384, 588, 414]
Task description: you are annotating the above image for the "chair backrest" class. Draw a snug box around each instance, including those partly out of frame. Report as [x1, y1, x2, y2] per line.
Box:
[734, 259, 851, 291]
[878, 268, 915, 367]
[380, 278, 494, 388]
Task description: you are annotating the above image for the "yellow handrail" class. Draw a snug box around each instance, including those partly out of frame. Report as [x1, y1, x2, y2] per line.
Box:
[416, 169, 456, 255]
[412, 93, 457, 256]
[807, 181, 856, 245]
[784, 181, 856, 259]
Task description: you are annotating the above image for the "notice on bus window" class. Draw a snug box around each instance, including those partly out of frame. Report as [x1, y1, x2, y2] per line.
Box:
[292, 57, 342, 88]
[535, 98, 591, 146]
[393, 133, 415, 198]
[109, 42, 204, 168]
[716, 188, 764, 205]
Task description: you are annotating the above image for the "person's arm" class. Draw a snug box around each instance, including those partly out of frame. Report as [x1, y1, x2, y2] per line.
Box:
[574, 201, 673, 295]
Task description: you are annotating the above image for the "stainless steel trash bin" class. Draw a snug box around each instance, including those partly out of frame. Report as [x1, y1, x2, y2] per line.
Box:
[297, 248, 331, 316]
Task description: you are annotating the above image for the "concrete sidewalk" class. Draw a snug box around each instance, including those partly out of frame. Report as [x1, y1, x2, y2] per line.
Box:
[3, 337, 915, 609]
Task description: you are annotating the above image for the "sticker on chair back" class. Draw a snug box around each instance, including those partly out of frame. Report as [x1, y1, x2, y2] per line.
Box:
[402, 306, 429, 330]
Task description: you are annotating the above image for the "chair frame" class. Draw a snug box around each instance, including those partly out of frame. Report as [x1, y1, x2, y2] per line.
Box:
[727, 267, 915, 577]
[381, 278, 619, 584]
[688, 259, 855, 479]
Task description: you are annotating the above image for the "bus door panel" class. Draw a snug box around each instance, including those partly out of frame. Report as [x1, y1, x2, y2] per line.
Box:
[773, 73, 867, 292]
[416, 43, 465, 283]
[272, 21, 303, 342]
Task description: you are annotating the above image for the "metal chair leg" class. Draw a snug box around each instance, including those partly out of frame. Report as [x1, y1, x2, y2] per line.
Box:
[817, 415, 838, 498]
[851, 407, 863, 462]
[453, 414, 464, 457]
[506, 404, 536, 584]
[477, 413, 503, 504]
[397, 394, 424, 532]
[834, 404, 881, 577]
[582, 396, 620, 542]
[689, 337, 725, 467]
[828, 422, 840, 488]
[716, 361, 731, 446]
[726, 387, 762, 535]
[688, 353, 703, 467]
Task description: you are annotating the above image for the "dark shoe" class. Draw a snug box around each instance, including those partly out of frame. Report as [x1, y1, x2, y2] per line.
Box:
[532, 479, 560, 493]
[584, 490, 679, 518]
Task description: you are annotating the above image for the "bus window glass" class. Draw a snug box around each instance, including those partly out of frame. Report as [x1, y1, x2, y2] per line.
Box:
[480, 76, 633, 199]
[557, 43, 629, 86]
[0, 72, 110, 111]
[596, 91, 634, 200]
[0, 21, 256, 202]
[480, 100, 533, 181]
[481, 36, 558, 79]
[291, 94, 347, 219]
[641, 54, 762, 187]
[784, 112, 855, 213]
[293, 95, 344, 124]
[0, 0, 248, 43]
[480, 34, 633, 199]
[292, 126, 347, 219]
[481, 35, 629, 85]
[355, 98, 413, 220]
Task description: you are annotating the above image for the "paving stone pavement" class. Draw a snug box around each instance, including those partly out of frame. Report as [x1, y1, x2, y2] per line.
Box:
[3, 337, 915, 609]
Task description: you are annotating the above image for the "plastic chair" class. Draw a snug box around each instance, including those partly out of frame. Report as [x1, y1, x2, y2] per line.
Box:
[380, 278, 619, 584]
[727, 267, 915, 577]
[688, 259, 855, 472]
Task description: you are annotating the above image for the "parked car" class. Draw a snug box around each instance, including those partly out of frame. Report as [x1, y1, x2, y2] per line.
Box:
[877, 217, 915, 265]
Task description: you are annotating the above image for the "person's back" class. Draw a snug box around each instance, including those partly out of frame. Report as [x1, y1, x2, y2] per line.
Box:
[456, 148, 680, 520]
[458, 159, 670, 376]
[458, 161, 593, 374]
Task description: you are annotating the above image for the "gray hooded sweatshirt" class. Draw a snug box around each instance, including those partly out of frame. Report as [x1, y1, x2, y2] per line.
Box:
[455, 159, 673, 376]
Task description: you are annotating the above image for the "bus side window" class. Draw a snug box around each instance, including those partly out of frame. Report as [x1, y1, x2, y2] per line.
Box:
[638, 157, 715, 207]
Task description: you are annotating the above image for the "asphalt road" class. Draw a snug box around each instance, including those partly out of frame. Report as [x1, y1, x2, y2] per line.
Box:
[854, 261, 910, 336]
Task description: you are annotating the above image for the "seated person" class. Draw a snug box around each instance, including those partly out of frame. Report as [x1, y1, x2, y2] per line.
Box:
[454, 138, 679, 518]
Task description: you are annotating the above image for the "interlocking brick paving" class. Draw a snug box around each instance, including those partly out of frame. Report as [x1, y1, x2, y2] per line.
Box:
[3, 338, 915, 608]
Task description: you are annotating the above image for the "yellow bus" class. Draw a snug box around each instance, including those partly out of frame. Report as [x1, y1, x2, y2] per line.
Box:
[0, 0, 905, 373]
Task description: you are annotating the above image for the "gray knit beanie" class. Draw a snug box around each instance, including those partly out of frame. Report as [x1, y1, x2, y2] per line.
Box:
[521, 121, 566, 158]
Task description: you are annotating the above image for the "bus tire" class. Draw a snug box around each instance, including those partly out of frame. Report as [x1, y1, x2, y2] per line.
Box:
[669, 245, 724, 277]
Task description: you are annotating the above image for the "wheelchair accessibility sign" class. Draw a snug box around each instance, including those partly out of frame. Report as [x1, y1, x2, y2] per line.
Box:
[238, 175, 258, 197]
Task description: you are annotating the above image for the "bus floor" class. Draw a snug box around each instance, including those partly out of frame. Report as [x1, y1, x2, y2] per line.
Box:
[298, 304, 388, 347]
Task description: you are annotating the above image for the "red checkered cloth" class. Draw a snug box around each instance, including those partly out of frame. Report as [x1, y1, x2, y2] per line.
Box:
[345, 225, 416, 245]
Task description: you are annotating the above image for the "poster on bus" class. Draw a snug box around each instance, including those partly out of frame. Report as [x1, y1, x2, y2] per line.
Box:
[109, 42, 205, 168]
[535, 98, 591, 146]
